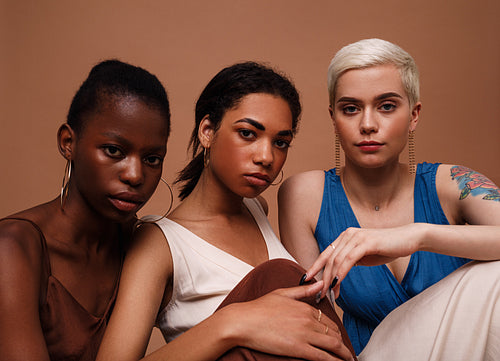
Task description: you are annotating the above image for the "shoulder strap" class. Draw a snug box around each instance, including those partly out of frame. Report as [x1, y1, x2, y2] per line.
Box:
[0, 217, 52, 275]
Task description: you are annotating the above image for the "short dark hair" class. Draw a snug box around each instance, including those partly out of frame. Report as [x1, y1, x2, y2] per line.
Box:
[176, 61, 301, 200]
[67, 59, 171, 136]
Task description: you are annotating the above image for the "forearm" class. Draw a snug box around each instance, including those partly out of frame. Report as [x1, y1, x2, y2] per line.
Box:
[417, 224, 500, 260]
[143, 305, 239, 361]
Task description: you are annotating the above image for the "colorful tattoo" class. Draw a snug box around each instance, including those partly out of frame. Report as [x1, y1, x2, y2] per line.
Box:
[450, 165, 500, 201]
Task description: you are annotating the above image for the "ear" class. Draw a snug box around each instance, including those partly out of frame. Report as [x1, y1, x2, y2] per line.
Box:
[409, 102, 422, 132]
[328, 105, 338, 133]
[198, 115, 215, 149]
[57, 124, 75, 160]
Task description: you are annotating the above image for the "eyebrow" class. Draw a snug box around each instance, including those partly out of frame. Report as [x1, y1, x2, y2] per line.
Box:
[336, 92, 404, 104]
[235, 118, 265, 130]
[235, 118, 293, 137]
[101, 132, 166, 152]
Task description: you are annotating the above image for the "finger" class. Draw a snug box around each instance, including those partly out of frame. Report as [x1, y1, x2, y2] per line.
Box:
[311, 331, 355, 361]
[321, 313, 341, 335]
[330, 230, 362, 284]
[273, 280, 325, 300]
[306, 240, 338, 282]
[334, 236, 371, 287]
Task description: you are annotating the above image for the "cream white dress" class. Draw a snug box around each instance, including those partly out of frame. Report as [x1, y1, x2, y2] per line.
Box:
[152, 198, 295, 343]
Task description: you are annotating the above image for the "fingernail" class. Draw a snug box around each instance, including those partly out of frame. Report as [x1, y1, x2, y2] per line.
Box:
[299, 273, 307, 285]
[315, 291, 322, 304]
[329, 276, 338, 289]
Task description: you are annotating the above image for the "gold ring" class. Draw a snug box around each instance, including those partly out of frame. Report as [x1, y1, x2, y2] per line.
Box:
[317, 309, 322, 322]
[325, 325, 329, 334]
[330, 243, 335, 251]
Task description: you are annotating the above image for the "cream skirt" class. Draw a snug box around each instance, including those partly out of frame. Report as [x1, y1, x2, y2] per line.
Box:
[359, 260, 500, 361]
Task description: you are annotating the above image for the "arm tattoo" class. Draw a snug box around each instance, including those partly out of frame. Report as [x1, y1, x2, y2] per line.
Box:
[450, 165, 500, 201]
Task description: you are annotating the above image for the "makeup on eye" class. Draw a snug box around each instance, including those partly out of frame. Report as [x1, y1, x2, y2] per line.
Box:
[233, 118, 293, 147]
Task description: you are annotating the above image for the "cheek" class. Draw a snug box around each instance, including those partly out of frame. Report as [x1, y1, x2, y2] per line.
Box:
[145, 171, 162, 194]
[274, 149, 288, 169]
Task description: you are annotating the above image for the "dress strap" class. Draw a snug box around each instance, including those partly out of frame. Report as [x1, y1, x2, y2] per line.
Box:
[0, 217, 52, 276]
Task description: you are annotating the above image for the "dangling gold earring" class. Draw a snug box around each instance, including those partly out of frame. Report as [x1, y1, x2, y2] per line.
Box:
[136, 177, 174, 223]
[271, 170, 284, 186]
[335, 133, 341, 176]
[60, 160, 71, 209]
[408, 130, 416, 175]
[203, 147, 210, 168]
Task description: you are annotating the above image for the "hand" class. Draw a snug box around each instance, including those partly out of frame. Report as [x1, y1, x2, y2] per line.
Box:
[306, 224, 422, 299]
[228, 281, 354, 361]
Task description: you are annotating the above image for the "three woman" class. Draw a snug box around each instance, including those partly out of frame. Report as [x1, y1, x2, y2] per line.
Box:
[0, 60, 171, 361]
[279, 38, 500, 358]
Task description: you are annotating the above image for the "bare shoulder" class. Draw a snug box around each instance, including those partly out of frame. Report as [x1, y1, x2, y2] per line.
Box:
[126, 221, 174, 280]
[130, 221, 170, 255]
[278, 170, 326, 230]
[279, 170, 325, 200]
[437, 164, 500, 224]
[437, 164, 500, 201]
[0, 217, 44, 267]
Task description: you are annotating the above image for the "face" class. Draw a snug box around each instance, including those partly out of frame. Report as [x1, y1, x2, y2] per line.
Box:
[330, 64, 420, 170]
[203, 93, 293, 198]
[69, 95, 169, 222]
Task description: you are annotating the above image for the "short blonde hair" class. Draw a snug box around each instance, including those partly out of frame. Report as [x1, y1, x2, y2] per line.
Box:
[327, 38, 420, 108]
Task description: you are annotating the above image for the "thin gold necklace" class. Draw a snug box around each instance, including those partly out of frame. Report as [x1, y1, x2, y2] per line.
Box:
[341, 171, 381, 211]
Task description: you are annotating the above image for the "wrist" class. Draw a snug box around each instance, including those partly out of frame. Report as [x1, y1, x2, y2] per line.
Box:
[212, 303, 247, 350]
[414, 222, 432, 252]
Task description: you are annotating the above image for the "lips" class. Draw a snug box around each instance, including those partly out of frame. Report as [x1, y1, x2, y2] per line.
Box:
[244, 173, 271, 187]
[356, 141, 384, 152]
[109, 192, 145, 213]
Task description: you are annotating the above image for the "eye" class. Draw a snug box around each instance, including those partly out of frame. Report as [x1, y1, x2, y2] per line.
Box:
[103, 145, 124, 158]
[274, 139, 291, 149]
[238, 129, 256, 140]
[144, 155, 163, 167]
[342, 105, 359, 114]
[380, 102, 396, 112]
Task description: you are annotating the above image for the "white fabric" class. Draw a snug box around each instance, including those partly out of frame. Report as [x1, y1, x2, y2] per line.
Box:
[154, 198, 295, 342]
[359, 260, 500, 361]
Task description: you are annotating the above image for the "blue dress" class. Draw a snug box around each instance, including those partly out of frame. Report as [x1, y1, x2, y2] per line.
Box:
[314, 162, 470, 355]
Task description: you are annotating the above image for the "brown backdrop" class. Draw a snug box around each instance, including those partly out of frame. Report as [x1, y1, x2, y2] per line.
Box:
[1, 0, 499, 353]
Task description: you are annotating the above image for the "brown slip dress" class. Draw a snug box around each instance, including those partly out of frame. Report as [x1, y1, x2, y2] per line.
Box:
[2, 217, 121, 361]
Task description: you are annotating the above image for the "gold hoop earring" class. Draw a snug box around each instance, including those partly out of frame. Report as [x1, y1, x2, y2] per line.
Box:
[271, 170, 284, 186]
[408, 131, 416, 175]
[203, 147, 210, 168]
[335, 133, 341, 176]
[60, 160, 71, 209]
[136, 177, 174, 223]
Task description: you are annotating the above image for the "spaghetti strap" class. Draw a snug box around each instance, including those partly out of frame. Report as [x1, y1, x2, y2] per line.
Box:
[0, 217, 52, 275]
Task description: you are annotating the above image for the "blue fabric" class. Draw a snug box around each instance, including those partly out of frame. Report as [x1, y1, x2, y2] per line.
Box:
[314, 162, 470, 355]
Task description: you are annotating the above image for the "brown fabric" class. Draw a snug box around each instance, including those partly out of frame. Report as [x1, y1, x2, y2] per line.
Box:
[215, 258, 357, 360]
[3, 217, 121, 361]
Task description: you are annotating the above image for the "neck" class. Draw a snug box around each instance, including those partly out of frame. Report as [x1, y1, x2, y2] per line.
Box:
[341, 161, 412, 212]
[50, 196, 122, 253]
[180, 169, 247, 219]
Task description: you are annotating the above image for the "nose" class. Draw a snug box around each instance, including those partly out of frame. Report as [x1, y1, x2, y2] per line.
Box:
[359, 108, 379, 134]
[120, 157, 144, 187]
[254, 141, 274, 167]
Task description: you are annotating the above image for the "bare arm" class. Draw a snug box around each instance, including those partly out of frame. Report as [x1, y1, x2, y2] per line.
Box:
[278, 171, 326, 271]
[0, 221, 51, 361]
[306, 164, 500, 299]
